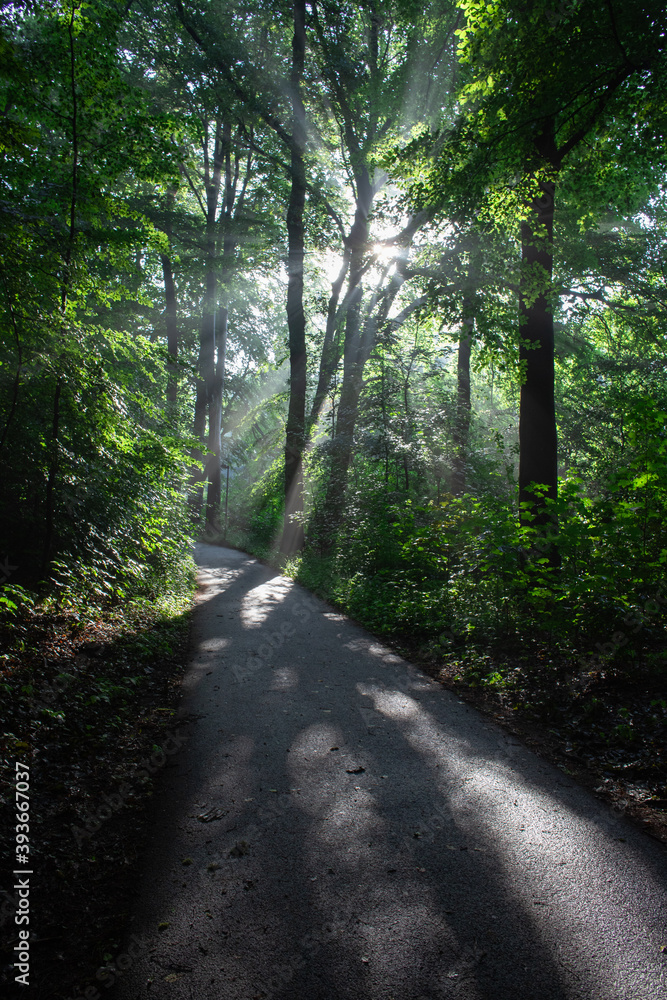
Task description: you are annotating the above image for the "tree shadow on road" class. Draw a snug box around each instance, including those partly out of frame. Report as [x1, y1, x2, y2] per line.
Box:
[108, 545, 667, 1000]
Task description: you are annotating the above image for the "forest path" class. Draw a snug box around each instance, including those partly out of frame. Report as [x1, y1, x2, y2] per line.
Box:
[111, 544, 667, 1000]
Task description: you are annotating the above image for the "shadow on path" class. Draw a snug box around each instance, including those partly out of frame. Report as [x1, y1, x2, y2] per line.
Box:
[104, 545, 667, 1000]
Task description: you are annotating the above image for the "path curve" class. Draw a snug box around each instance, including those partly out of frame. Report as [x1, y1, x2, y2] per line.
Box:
[109, 544, 667, 1000]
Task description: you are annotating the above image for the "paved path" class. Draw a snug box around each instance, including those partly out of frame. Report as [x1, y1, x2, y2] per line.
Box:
[110, 544, 667, 1000]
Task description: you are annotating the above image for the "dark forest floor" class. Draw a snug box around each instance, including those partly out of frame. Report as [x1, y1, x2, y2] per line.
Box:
[0, 600, 192, 999]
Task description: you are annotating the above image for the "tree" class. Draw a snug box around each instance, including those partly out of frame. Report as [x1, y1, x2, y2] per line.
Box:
[0, 0, 191, 596]
[280, 0, 309, 554]
[302, 0, 458, 543]
[410, 0, 667, 548]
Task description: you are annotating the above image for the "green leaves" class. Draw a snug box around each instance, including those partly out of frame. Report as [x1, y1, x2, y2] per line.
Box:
[0, 0, 195, 602]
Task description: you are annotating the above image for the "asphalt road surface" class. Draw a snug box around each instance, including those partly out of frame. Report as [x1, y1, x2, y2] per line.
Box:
[109, 543, 667, 1000]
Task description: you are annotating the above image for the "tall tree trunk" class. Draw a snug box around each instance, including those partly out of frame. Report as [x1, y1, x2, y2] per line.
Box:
[321, 288, 365, 542]
[452, 238, 482, 496]
[190, 120, 224, 524]
[381, 347, 389, 487]
[319, 258, 419, 546]
[161, 253, 179, 407]
[308, 254, 349, 429]
[198, 276, 217, 520]
[190, 371, 207, 519]
[44, 6, 76, 571]
[191, 299, 215, 521]
[204, 125, 248, 532]
[402, 362, 413, 492]
[321, 374, 364, 540]
[518, 175, 558, 547]
[206, 306, 227, 530]
[280, 0, 308, 557]
[161, 190, 179, 408]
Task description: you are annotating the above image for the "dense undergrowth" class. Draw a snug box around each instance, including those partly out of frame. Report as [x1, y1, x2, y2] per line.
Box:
[234, 467, 667, 655]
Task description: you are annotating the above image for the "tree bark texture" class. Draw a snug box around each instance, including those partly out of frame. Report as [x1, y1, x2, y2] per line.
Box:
[518, 177, 557, 524]
[161, 252, 179, 407]
[161, 190, 179, 408]
[280, 0, 308, 556]
[206, 306, 227, 529]
[190, 119, 224, 523]
[309, 254, 350, 429]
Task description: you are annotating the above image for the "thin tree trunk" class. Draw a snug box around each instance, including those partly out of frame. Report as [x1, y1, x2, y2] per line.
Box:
[190, 373, 207, 518]
[308, 255, 349, 429]
[381, 348, 389, 487]
[320, 261, 419, 544]
[191, 309, 214, 521]
[198, 281, 217, 517]
[161, 253, 178, 406]
[403, 367, 411, 491]
[161, 190, 179, 408]
[190, 119, 224, 523]
[322, 368, 365, 540]
[61, 1, 78, 310]
[44, 5, 76, 571]
[280, 0, 308, 557]
[206, 306, 227, 529]
[321, 289, 364, 540]
[203, 126, 250, 529]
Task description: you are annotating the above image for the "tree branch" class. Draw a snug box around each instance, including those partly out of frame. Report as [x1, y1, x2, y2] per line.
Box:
[179, 163, 207, 217]
[174, 0, 293, 148]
